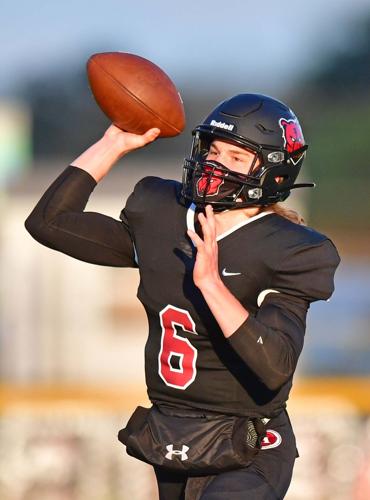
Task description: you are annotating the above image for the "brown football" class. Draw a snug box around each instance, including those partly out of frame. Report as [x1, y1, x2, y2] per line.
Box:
[87, 52, 185, 137]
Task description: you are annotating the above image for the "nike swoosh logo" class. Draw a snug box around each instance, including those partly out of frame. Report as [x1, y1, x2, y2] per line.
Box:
[222, 268, 242, 277]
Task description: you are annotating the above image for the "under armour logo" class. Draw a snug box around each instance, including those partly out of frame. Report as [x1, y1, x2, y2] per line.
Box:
[165, 444, 189, 461]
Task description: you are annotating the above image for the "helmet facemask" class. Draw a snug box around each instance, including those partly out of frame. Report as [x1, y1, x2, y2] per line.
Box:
[182, 132, 259, 210]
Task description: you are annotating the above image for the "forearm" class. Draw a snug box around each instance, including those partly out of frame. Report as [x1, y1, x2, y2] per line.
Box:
[227, 296, 307, 390]
[228, 316, 298, 390]
[198, 278, 249, 338]
[188, 206, 249, 336]
[25, 166, 97, 228]
[71, 134, 127, 182]
[199, 280, 306, 391]
[25, 125, 162, 266]
[71, 125, 160, 182]
[25, 166, 136, 267]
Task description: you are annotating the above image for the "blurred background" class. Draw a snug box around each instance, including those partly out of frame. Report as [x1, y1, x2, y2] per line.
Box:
[1, 0, 370, 498]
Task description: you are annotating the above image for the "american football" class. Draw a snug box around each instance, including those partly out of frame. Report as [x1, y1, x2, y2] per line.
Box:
[87, 52, 185, 137]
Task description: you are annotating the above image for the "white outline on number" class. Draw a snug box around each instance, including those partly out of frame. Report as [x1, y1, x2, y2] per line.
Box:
[158, 305, 198, 390]
[168, 351, 184, 373]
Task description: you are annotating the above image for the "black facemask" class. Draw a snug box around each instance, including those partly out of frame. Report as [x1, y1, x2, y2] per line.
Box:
[182, 159, 259, 210]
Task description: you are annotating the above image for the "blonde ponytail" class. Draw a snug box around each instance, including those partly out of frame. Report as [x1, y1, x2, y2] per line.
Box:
[264, 203, 306, 225]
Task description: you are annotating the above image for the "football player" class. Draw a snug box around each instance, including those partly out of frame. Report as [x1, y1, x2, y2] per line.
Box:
[25, 94, 340, 499]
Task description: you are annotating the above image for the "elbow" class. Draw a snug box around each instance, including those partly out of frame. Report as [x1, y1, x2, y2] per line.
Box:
[262, 372, 291, 391]
[25, 213, 42, 239]
[260, 343, 299, 391]
[24, 212, 51, 245]
[261, 358, 296, 391]
[24, 213, 35, 234]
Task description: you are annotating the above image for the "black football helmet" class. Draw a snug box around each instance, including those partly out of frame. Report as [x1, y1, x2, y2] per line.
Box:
[181, 93, 313, 210]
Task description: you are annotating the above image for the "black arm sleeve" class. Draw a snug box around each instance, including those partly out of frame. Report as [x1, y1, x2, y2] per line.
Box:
[228, 293, 307, 391]
[228, 239, 340, 390]
[25, 166, 136, 267]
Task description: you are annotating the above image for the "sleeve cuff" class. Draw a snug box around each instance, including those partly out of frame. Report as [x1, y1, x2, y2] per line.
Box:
[68, 165, 98, 188]
[227, 315, 260, 349]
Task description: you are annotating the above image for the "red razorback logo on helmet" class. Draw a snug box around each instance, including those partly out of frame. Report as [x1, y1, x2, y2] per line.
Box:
[279, 118, 305, 165]
[196, 164, 225, 197]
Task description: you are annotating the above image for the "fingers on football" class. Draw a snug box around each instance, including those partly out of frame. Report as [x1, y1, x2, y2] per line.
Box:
[143, 128, 161, 143]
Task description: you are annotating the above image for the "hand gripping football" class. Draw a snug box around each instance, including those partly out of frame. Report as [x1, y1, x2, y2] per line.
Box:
[87, 52, 185, 137]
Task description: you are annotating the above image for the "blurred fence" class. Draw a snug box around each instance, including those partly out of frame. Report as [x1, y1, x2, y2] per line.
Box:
[1, 382, 370, 500]
[0, 386, 155, 500]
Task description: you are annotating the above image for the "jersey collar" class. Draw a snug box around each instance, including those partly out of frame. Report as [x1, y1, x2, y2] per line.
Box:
[186, 203, 273, 242]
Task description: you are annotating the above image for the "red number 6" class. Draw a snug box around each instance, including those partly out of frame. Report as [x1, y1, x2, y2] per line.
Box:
[158, 305, 198, 390]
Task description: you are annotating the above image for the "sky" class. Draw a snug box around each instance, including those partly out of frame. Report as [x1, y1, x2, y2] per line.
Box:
[2, 0, 370, 97]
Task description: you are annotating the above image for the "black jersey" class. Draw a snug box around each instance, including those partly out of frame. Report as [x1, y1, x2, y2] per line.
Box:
[25, 166, 340, 418]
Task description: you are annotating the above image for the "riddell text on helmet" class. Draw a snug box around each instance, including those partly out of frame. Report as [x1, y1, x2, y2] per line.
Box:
[210, 120, 235, 131]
